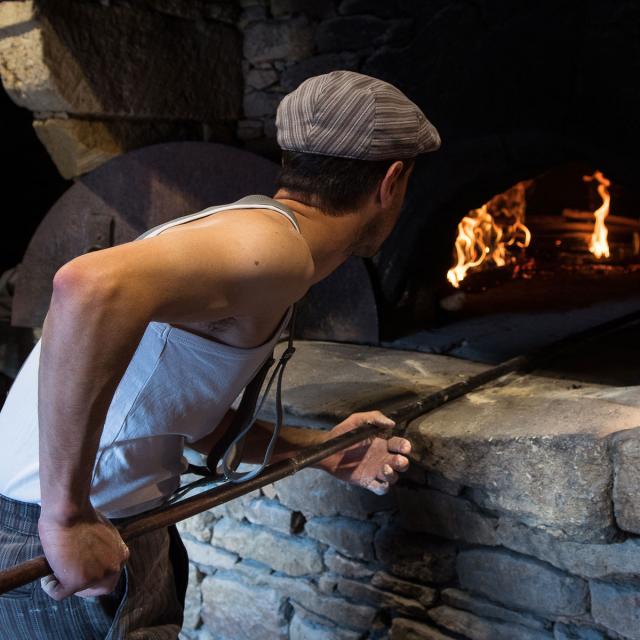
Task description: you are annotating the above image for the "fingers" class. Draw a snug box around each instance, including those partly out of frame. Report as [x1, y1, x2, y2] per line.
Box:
[42, 565, 124, 600]
[387, 436, 412, 455]
[366, 478, 390, 495]
[347, 411, 395, 429]
[75, 571, 123, 598]
[377, 463, 399, 485]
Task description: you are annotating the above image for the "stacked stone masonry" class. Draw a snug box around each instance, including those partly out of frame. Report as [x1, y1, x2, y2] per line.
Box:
[0, 0, 416, 176]
[175, 341, 640, 640]
[2, 1, 640, 637]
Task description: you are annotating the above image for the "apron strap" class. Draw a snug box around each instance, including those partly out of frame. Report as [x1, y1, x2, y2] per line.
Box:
[204, 304, 297, 482]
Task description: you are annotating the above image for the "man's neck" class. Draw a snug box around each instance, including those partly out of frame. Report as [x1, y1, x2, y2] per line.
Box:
[272, 190, 371, 284]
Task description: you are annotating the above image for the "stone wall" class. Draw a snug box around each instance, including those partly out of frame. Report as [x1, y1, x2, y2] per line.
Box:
[0, 0, 243, 178]
[0, 0, 409, 175]
[176, 341, 640, 640]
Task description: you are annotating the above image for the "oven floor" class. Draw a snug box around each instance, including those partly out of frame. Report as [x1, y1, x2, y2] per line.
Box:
[387, 269, 640, 367]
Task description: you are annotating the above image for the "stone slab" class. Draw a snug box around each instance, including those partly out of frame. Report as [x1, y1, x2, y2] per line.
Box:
[390, 617, 457, 640]
[261, 340, 640, 542]
[611, 428, 640, 534]
[323, 549, 374, 579]
[33, 117, 205, 179]
[396, 485, 640, 581]
[407, 372, 640, 542]
[262, 341, 488, 427]
[590, 580, 640, 640]
[289, 613, 360, 640]
[428, 606, 553, 640]
[201, 574, 288, 640]
[183, 538, 238, 572]
[305, 516, 376, 560]
[0, 0, 242, 119]
[456, 549, 588, 617]
[374, 523, 457, 583]
[441, 588, 547, 631]
[244, 17, 313, 63]
[211, 517, 323, 576]
[336, 576, 436, 618]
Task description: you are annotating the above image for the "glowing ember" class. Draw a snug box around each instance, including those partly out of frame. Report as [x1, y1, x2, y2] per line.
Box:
[447, 181, 532, 288]
[583, 170, 611, 259]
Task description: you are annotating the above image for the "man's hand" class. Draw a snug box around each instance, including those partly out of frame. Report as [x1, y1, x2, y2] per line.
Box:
[38, 507, 129, 600]
[319, 411, 412, 494]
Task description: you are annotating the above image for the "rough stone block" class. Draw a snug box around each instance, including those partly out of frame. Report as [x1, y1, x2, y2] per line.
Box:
[183, 538, 238, 572]
[407, 374, 640, 542]
[611, 428, 640, 534]
[457, 549, 588, 617]
[274, 467, 394, 520]
[243, 496, 295, 534]
[496, 517, 640, 580]
[32, 117, 205, 179]
[183, 564, 202, 630]
[243, 89, 284, 118]
[244, 17, 313, 63]
[428, 606, 553, 640]
[337, 576, 435, 617]
[390, 618, 457, 640]
[395, 487, 499, 546]
[0, 0, 242, 119]
[246, 68, 278, 90]
[201, 574, 288, 640]
[261, 341, 486, 429]
[211, 517, 323, 576]
[316, 16, 389, 52]
[317, 573, 339, 594]
[553, 622, 606, 639]
[590, 580, 640, 640]
[208, 489, 261, 521]
[374, 523, 457, 583]
[289, 613, 360, 640]
[249, 572, 377, 631]
[305, 516, 376, 560]
[177, 511, 216, 543]
[371, 572, 439, 604]
[441, 588, 546, 631]
[323, 548, 374, 578]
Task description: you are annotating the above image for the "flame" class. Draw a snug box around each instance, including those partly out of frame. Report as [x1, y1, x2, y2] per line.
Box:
[583, 170, 611, 259]
[447, 181, 532, 288]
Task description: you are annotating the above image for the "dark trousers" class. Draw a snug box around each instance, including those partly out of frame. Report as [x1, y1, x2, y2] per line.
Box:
[0, 494, 188, 640]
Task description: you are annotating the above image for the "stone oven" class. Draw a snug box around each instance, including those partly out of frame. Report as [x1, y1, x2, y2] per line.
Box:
[1, 1, 639, 639]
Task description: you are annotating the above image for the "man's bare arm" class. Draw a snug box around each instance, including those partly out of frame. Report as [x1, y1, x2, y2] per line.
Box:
[38, 213, 311, 600]
[190, 408, 412, 490]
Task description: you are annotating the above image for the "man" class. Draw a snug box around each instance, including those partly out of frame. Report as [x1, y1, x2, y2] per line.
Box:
[0, 70, 440, 638]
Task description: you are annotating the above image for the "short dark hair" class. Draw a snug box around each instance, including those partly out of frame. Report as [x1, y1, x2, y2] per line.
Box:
[276, 151, 413, 216]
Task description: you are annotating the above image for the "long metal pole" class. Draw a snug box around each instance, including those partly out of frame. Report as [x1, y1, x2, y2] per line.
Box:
[1, 308, 639, 595]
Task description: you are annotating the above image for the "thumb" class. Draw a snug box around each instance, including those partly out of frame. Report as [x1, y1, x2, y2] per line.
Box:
[41, 574, 73, 601]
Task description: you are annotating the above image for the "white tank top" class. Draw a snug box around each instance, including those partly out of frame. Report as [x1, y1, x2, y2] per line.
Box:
[0, 195, 300, 518]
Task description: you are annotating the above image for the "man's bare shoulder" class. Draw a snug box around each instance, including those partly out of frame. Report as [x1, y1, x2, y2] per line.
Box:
[141, 206, 314, 318]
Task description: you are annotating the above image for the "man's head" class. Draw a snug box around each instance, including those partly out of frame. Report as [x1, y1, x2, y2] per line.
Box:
[274, 70, 440, 255]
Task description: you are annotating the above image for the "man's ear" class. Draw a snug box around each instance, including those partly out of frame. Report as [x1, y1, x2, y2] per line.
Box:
[378, 160, 405, 208]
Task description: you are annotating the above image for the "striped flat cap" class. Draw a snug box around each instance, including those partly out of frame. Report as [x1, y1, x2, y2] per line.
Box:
[276, 70, 441, 160]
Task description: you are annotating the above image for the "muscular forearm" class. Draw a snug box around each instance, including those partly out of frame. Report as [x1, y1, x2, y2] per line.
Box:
[237, 419, 332, 470]
[38, 263, 149, 523]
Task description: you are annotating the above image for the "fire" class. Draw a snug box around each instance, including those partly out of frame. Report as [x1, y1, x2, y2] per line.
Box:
[583, 170, 611, 259]
[447, 181, 532, 288]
